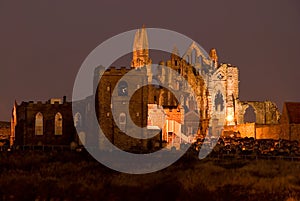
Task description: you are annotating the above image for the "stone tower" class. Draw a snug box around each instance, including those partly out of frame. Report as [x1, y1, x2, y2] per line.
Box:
[131, 25, 152, 83]
[95, 66, 149, 150]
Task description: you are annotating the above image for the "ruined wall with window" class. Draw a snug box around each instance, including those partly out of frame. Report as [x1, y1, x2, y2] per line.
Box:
[11, 97, 77, 146]
[236, 101, 280, 125]
[223, 100, 282, 139]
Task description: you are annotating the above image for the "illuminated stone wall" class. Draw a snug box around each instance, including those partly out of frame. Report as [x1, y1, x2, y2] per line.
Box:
[236, 101, 280, 125]
[159, 52, 210, 135]
[255, 124, 281, 139]
[223, 123, 256, 138]
[223, 123, 299, 142]
[148, 104, 166, 129]
[181, 41, 241, 127]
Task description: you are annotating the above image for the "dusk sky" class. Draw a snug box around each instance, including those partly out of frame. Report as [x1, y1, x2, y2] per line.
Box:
[0, 0, 299, 121]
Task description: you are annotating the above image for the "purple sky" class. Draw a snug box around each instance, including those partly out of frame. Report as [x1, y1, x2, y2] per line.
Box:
[0, 0, 300, 121]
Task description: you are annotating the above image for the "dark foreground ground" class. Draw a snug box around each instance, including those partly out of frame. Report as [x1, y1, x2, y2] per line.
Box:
[0, 149, 300, 201]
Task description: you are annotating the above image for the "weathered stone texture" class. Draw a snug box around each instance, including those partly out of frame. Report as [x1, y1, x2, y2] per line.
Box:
[291, 125, 300, 141]
[224, 123, 297, 142]
[280, 102, 300, 142]
[12, 98, 77, 146]
[223, 123, 256, 138]
[237, 101, 280, 125]
[0, 121, 10, 142]
[255, 124, 281, 139]
[95, 66, 149, 151]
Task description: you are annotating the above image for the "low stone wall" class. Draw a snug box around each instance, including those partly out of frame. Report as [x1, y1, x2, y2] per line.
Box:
[223, 123, 283, 140]
[223, 123, 300, 142]
[223, 123, 255, 138]
[255, 124, 281, 140]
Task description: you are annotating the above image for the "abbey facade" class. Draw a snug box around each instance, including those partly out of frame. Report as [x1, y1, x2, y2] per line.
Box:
[129, 27, 280, 139]
[78, 26, 281, 150]
[10, 27, 287, 150]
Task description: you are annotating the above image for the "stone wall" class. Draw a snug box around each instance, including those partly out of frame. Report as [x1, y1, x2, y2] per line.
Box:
[237, 101, 280, 125]
[148, 104, 166, 129]
[95, 66, 149, 151]
[255, 124, 281, 139]
[13, 100, 77, 146]
[223, 123, 255, 138]
[223, 123, 282, 140]
[223, 123, 300, 142]
[291, 124, 300, 142]
[0, 121, 10, 142]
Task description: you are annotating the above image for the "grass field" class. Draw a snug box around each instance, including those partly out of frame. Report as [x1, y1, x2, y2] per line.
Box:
[0, 150, 300, 201]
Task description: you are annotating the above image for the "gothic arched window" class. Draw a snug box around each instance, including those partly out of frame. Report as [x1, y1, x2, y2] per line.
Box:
[244, 105, 256, 123]
[191, 49, 197, 64]
[55, 112, 63, 135]
[119, 112, 126, 132]
[74, 112, 82, 127]
[119, 113, 126, 124]
[215, 91, 224, 112]
[118, 81, 128, 96]
[35, 112, 43, 135]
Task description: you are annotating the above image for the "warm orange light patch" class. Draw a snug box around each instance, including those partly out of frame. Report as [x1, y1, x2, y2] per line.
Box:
[226, 115, 234, 122]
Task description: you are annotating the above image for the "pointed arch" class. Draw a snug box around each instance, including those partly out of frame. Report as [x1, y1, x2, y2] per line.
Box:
[118, 81, 128, 96]
[191, 48, 197, 65]
[55, 112, 63, 135]
[119, 112, 126, 132]
[214, 90, 224, 112]
[74, 112, 82, 127]
[35, 112, 43, 135]
[119, 113, 126, 124]
[183, 42, 212, 66]
[244, 105, 256, 123]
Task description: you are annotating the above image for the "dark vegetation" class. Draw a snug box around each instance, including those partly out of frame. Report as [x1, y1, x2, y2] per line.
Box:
[0, 148, 300, 201]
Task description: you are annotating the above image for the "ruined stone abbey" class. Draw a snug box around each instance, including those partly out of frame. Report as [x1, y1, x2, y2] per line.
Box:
[128, 27, 283, 142]
[8, 27, 300, 150]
